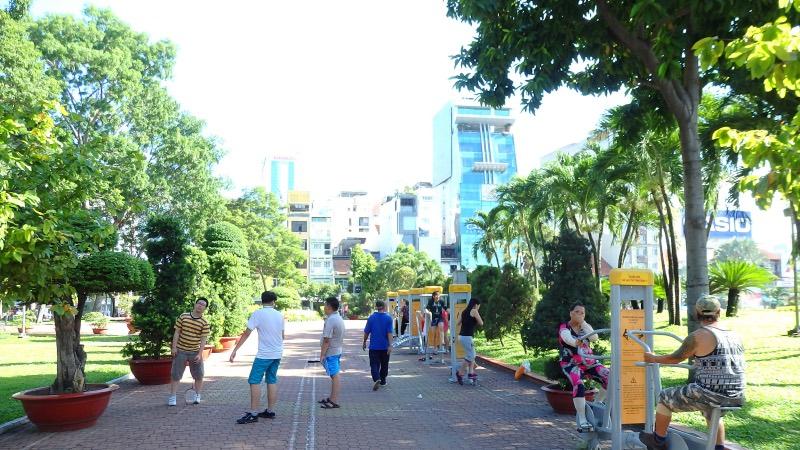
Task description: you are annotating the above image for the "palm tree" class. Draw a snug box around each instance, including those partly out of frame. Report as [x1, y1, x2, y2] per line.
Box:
[466, 211, 501, 267]
[709, 260, 776, 317]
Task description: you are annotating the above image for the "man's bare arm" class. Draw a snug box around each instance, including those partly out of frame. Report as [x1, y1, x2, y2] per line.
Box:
[645, 333, 697, 364]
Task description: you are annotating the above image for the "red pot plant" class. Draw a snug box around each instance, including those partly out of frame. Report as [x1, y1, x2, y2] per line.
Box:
[11, 250, 154, 432]
[83, 312, 109, 335]
[122, 216, 200, 385]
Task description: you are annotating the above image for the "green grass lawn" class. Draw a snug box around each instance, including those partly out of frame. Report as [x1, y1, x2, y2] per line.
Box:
[474, 308, 800, 450]
[0, 333, 130, 424]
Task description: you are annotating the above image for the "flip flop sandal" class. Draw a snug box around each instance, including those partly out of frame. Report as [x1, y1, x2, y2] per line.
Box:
[317, 397, 330, 404]
[320, 400, 340, 409]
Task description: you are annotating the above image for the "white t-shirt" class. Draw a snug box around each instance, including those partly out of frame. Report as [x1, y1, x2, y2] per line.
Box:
[247, 306, 284, 360]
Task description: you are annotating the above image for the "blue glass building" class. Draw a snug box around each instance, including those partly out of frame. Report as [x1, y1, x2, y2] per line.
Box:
[267, 157, 296, 203]
[433, 103, 518, 270]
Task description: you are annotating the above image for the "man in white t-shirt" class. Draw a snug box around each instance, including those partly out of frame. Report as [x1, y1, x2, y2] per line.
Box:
[230, 291, 285, 424]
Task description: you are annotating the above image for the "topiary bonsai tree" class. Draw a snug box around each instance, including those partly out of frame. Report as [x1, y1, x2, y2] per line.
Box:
[51, 250, 154, 393]
[521, 229, 609, 386]
[122, 216, 192, 360]
[202, 222, 252, 340]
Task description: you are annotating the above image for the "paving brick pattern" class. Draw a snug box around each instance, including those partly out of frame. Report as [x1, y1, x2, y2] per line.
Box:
[0, 320, 586, 450]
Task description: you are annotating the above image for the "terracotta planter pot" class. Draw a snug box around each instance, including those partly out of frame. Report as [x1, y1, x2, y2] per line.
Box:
[202, 345, 213, 359]
[235, 335, 242, 345]
[219, 336, 237, 350]
[12, 383, 119, 432]
[129, 357, 173, 385]
[348, 315, 359, 320]
[125, 318, 139, 334]
[541, 384, 596, 414]
[17, 327, 30, 334]
[92, 328, 107, 335]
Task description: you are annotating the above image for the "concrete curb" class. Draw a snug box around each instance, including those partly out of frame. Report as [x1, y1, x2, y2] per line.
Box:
[0, 372, 132, 435]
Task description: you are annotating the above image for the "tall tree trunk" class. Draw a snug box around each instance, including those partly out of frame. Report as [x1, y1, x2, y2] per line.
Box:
[595, 206, 606, 293]
[258, 268, 268, 291]
[618, 207, 636, 267]
[727, 288, 739, 317]
[675, 115, 706, 332]
[52, 297, 87, 394]
[660, 184, 682, 326]
[658, 226, 671, 317]
[654, 192, 676, 324]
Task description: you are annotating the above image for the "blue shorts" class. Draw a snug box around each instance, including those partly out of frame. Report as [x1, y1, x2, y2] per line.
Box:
[248, 358, 281, 385]
[322, 354, 341, 377]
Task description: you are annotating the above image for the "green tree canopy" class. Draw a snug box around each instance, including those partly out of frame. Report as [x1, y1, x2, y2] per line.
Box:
[712, 239, 767, 265]
[226, 188, 305, 289]
[70, 251, 154, 296]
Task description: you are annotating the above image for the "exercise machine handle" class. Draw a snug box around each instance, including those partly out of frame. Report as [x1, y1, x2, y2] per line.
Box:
[576, 328, 612, 361]
[626, 330, 693, 370]
[635, 361, 694, 370]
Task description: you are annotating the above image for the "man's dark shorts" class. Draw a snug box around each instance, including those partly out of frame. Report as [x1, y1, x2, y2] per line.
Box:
[171, 350, 204, 381]
[659, 383, 744, 419]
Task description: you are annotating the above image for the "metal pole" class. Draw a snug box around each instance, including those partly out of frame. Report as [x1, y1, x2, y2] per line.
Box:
[610, 285, 622, 449]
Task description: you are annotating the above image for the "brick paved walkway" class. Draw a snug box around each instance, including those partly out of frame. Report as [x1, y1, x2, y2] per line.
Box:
[0, 320, 585, 450]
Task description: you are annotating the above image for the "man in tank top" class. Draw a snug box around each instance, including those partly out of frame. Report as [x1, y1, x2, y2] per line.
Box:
[638, 295, 745, 450]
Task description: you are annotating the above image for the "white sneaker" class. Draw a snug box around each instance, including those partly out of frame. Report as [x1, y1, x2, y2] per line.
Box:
[193, 393, 202, 404]
[577, 420, 594, 432]
[168, 395, 177, 406]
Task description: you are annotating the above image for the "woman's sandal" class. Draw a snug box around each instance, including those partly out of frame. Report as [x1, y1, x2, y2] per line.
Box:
[320, 399, 340, 409]
[317, 397, 330, 404]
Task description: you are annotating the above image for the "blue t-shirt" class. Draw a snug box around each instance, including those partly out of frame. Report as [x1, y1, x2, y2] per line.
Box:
[364, 312, 393, 350]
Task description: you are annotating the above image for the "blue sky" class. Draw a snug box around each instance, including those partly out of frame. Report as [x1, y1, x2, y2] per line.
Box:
[28, 0, 629, 199]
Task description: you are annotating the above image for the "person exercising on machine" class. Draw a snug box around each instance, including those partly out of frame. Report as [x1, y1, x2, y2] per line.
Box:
[638, 295, 745, 450]
[559, 303, 610, 433]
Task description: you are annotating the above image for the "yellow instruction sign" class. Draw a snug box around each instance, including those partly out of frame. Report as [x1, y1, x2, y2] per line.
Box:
[452, 301, 466, 358]
[620, 309, 647, 424]
[410, 299, 421, 336]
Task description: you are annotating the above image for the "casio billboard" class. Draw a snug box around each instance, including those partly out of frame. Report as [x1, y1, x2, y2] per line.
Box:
[708, 210, 752, 239]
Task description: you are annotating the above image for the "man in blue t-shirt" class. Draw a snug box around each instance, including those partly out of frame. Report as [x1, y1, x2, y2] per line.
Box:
[363, 300, 394, 391]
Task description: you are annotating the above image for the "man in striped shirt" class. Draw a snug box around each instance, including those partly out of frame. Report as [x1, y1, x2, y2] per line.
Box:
[168, 298, 211, 406]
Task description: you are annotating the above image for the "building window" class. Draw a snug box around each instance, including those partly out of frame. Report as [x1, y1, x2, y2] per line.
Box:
[358, 217, 369, 227]
[300, 239, 308, 250]
[402, 216, 416, 231]
[358, 227, 369, 233]
[324, 243, 331, 250]
[400, 198, 415, 207]
[296, 261, 307, 269]
[289, 204, 309, 213]
[291, 221, 307, 233]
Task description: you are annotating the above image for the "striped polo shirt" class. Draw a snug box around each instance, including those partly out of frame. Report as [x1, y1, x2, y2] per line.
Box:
[175, 312, 210, 352]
